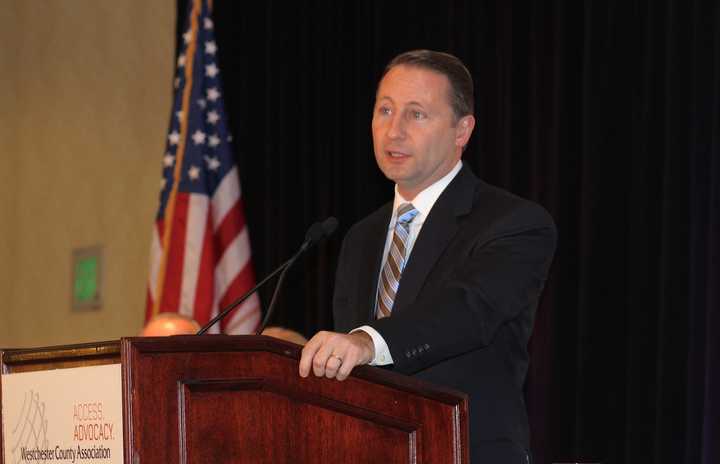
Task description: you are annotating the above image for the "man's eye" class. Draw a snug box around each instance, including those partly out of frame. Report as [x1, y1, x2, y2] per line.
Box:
[378, 106, 391, 115]
[410, 110, 426, 120]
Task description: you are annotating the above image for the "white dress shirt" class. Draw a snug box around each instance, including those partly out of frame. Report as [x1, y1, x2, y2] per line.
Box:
[353, 160, 463, 365]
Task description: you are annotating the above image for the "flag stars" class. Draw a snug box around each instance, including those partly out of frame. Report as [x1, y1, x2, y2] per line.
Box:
[163, 153, 175, 167]
[204, 156, 221, 171]
[188, 165, 201, 180]
[205, 41, 217, 55]
[204, 17, 214, 30]
[160, 178, 167, 190]
[168, 131, 180, 145]
[183, 30, 193, 44]
[205, 63, 219, 78]
[208, 134, 221, 147]
[192, 130, 206, 145]
[177, 54, 186, 68]
[207, 87, 221, 101]
[174, 77, 181, 89]
[176, 110, 184, 122]
[207, 110, 220, 125]
[197, 99, 207, 109]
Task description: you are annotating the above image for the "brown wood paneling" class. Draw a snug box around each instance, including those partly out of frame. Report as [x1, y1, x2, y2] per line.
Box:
[181, 380, 415, 462]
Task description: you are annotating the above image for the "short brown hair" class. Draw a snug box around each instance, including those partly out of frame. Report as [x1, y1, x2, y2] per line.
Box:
[382, 49, 474, 120]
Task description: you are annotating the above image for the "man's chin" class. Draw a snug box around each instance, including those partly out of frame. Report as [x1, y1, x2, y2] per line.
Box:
[378, 164, 412, 182]
[381, 173, 410, 187]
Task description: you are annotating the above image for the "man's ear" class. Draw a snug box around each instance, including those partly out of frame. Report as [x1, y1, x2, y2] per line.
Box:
[455, 115, 476, 149]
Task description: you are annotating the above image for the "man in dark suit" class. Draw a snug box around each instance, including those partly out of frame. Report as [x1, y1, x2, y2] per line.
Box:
[299, 50, 556, 463]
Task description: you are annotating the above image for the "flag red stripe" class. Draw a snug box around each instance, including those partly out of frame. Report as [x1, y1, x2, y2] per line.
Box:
[215, 199, 247, 252]
[160, 193, 190, 313]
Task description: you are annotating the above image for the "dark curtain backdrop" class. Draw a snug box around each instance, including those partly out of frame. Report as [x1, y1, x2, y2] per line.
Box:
[175, 1, 719, 463]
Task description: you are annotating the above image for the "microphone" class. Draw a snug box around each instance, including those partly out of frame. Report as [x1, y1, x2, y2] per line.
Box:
[301, 216, 338, 252]
[255, 216, 337, 335]
[196, 217, 338, 335]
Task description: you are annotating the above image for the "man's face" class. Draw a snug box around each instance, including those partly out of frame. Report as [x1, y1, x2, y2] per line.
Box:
[372, 65, 474, 200]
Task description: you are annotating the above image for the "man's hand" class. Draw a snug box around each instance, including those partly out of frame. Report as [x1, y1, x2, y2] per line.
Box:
[299, 331, 375, 381]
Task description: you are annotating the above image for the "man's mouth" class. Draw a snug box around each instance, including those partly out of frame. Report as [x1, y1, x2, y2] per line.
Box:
[387, 151, 410, 158]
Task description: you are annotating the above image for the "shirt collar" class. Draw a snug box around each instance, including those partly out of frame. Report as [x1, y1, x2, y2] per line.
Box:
[391, 160, 463, 224]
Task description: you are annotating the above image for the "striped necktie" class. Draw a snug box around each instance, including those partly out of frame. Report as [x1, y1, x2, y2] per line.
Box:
[376, 203, 419, 318]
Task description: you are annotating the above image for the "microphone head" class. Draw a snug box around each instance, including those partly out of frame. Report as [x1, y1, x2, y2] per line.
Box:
[321, 216, 338, 238]
[304, 216, 339, 246]
[305, 222, 326, 244]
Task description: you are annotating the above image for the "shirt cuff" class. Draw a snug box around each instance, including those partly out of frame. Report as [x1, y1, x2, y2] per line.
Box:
[351, 325, 394, 366]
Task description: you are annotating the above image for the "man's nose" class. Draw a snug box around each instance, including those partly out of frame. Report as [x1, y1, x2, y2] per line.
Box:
[386, 115, 405, 140]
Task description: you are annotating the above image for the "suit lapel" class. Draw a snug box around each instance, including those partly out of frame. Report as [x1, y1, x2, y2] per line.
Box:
[392, 166, 478, 314]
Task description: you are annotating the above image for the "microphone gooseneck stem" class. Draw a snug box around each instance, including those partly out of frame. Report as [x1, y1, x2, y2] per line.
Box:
[254, 245, 306, 335]
[195, 255, 293, 335]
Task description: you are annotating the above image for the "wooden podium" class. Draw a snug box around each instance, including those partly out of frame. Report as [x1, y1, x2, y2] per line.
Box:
[1, 336, 468, 463]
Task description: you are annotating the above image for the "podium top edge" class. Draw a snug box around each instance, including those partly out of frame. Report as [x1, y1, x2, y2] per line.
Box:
[1, 340, 121, 367]
[0, 336, 468, 407]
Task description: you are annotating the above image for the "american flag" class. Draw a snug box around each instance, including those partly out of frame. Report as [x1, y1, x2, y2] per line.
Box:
[145, 0, 260, 334]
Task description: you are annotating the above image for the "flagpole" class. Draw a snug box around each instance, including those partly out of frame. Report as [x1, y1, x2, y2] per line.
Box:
[152, 0, 202, 318]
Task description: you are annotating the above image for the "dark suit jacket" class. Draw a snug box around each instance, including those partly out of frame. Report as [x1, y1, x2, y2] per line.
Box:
[333, 165, 556, 463]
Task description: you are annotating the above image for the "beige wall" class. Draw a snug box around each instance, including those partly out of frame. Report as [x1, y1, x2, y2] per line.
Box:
[0, 1, 175, 347]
